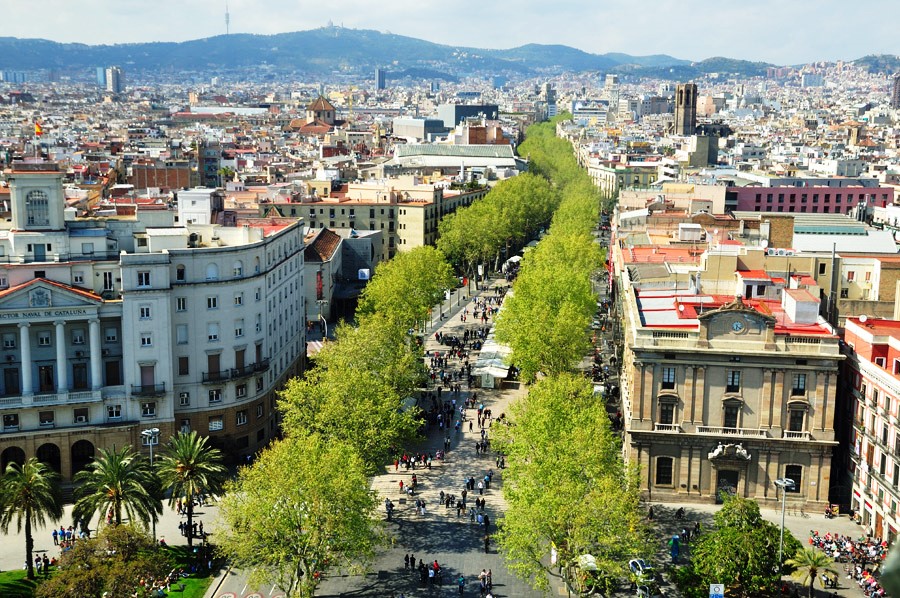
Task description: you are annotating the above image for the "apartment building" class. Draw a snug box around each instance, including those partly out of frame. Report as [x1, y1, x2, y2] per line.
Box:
[0, 162, 305, 481]
[843, 317, 900, 542]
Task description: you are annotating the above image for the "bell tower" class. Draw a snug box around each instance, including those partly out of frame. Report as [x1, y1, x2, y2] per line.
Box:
[7, 162, 66, 231]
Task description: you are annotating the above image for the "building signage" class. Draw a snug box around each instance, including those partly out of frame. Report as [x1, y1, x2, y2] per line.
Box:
[0, 308, 90, 320]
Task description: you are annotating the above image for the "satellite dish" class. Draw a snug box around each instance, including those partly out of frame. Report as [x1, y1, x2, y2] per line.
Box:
[860, 314, 868, 323]
[761, 239, 769, 249]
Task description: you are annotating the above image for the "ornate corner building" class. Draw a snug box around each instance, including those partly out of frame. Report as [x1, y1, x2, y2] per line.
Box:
[0, 162, 306, 481]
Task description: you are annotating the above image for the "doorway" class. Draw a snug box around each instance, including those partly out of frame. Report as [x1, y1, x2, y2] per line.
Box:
[716, 470, 739, 503]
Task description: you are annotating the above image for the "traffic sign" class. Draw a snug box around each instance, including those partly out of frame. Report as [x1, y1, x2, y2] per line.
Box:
[710, 583, 724, 598]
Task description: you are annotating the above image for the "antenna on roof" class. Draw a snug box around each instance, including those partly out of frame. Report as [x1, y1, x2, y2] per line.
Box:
[225, 1, 230, 35]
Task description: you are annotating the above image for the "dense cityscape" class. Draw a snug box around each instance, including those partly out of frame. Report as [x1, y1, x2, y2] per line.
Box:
[0, 8, 900, 598]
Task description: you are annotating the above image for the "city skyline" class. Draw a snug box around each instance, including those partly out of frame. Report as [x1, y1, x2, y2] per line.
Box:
[3, 0, 897, 66]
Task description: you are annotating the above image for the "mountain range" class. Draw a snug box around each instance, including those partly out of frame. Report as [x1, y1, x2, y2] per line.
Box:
[0, 28, 894, 81]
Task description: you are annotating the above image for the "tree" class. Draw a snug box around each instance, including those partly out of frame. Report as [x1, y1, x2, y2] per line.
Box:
[357, 245, 456, 330]
[671, 495, 803, 598]
[35, 524, 172, 598]
[0, 458, 63, 579]
[279, 314, 423, 474]
[494, 374, 648, 594]
[785, 547, 839, 598]
[156, 431, 226, 547]
[217, 434, 381, 598]
[72, 445, 162, 530]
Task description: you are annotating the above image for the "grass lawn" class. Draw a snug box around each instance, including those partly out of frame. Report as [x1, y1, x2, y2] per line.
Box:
[0, 548, 213, 598]
[0, 570, 40, 598]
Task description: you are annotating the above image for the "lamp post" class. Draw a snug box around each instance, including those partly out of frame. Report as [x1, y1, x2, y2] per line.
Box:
[774, 477, 796, 584]
[142, 427, 160, 541]
[316, 299, 329, 340]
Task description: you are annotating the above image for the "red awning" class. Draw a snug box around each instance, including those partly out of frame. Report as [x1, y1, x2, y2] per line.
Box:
[865, 500, 873, 509]
[854, 490, 861, 497]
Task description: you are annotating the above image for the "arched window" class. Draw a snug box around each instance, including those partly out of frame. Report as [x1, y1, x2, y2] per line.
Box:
[175, 265, 186, 282]
[233, 260, 243, 277]
[205, 263, 219, 281]
[25, 189, 50, 226]
[254, 256, 260, 274]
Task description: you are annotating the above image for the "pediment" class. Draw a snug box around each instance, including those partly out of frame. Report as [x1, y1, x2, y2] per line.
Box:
[696, 295, 775, 325]
[0, 279, 103, 313]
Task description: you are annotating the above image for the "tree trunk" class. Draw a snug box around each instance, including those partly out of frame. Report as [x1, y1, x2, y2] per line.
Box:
[808, 572, 816, 598]
[25, 509, 33, 579]
[186, 497, 194, 547]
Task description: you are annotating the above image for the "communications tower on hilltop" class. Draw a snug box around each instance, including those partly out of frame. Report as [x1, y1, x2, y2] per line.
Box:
[225, 2, 230, 35]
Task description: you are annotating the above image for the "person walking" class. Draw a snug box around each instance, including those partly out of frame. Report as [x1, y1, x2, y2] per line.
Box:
[458, 574, 466, 595]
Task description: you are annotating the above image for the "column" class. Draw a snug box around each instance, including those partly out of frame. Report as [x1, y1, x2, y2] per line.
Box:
[760, 369, 773, 429]
[678, 446, 691, 493]
[641, 364, 655, 421]
[772, 369, 786, 435]
[693, 367, 706, 424]
[18, 323, 32, 395]
[682, 366, 695, 426]
[89, 318, 102, 391]
[54, 321, 67, 392]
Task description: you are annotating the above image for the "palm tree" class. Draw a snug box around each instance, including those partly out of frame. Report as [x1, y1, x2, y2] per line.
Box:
[72, 445, 162, 529]
[0, 458, 63, 579]
[156, 431, 226, 547]
[785, 547, 839, 598]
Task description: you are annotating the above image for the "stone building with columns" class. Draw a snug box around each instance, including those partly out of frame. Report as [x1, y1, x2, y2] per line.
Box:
[0, 162, 305, 482]
[617, 266, 843, 509]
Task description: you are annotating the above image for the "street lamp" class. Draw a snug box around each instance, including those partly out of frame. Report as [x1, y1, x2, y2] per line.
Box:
[316, 299, 329, 340]
[142, 427, 161, 541]
[774, 477, 796, 582]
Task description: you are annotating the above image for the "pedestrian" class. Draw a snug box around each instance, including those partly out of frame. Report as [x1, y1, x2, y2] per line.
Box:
[648, 505, 654, 520]
[52, 529, 58, 546]
[404, 553, 410, 569]
[486, 569, 492, 590]
[478, 480, 484, 495]
[428, 566, 435, 586]
[484, 533, 490, 553]
[458, 574, 466, 595]
[484, 514, 490, 532]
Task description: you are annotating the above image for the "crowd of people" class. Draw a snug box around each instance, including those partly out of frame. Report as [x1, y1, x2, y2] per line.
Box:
[809, 530, 887, 595]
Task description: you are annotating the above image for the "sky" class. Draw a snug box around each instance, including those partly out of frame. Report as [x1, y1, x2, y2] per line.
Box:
[6, 0, 898, 65]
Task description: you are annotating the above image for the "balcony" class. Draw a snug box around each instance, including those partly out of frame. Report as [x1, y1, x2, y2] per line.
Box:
[253, 358, 270, 373]
[131, 383, 166, 397]
[653, 423, 681, 433]
[202, 371, 231, 383]
[783, 430, 811, 441]
[230, 364, 256, 379]
[696, 426, 768, 438]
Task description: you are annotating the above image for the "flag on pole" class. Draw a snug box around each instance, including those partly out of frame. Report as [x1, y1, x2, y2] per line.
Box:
[34, 122, 43, 136]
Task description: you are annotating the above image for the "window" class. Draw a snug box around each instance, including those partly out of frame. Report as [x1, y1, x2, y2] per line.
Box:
[2, 334, 15, 349]
[661, 367, 676, 390]
[841, 288, 849, 299]
[74, 407, 89, 424]
[256, 377, 264, 392]
[179, 392, 190, 406]
[789, 409, 805, 432]
[207, 296, 218, 309]
[659, 403, 675, 425]
[178, 356, 189, 376]
[71, 330, 85, 345]
[3, 413, 19, 430]
[139, 306, 151, 319]
[176, 297, 187, 311]
[176, 265, 186, 281]
[105, 328, 118, 343]
[137, 271, 151, 287]
[726, 370, 741, 393]
[255, 288, 261, 302]
[847, 271, 855, 282]
[107, 405, 121, 419]
[140, 333, 152, 347]
[208, 389, 222, 404]
[724, 403, 740, 428]
[73, 272, 84, 285]
[141, 402, 156, 417]
[894, 359, 900, 376]
[655, 457, 674, 485]
[206, 263, 219, 281]
[176, 325, 188, 345]
[234, 319, 244, 338]
[255, 314, 262, 333]
[233, 261, 243, 277]
[792, 374, 806, 396]
[237, 384, 247, 398]
[236, 410, 248, 426]
[784, 465, 802, 492]
[257, 404, 264, 419]
[37, 332, 51, 346]
[39, 411, 54, 426]
[103, 272, 114, 292]
[25, 189, 50, 226]
[234, 292, 243, 306]
[876, 357, 887, 367]
[207, 323, 219, 342]
[208, 416, 223, 432]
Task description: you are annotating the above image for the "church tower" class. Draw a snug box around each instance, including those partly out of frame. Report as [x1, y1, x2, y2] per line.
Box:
[674, 83, 698, 136]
